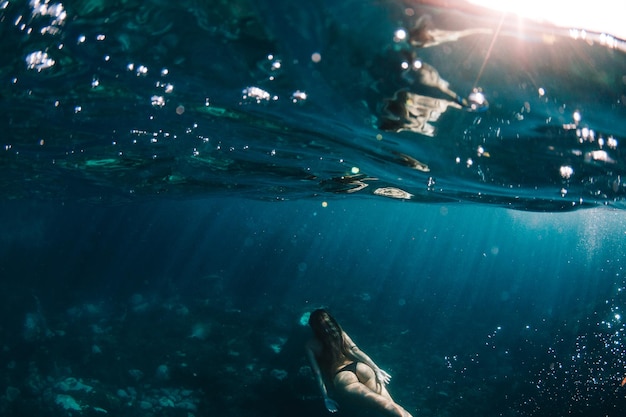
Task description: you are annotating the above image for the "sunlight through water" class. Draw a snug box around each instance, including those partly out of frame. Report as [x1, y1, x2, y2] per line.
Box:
[468, 0, 626, 40]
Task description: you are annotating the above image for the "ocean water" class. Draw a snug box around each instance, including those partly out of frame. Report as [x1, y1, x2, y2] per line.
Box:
[1, 0, 626, 416]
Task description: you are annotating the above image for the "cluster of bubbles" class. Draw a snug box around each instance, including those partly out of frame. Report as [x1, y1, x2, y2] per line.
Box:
[439, 280, 626, 415]
[17, 0, 67, 71]
[240, 54, 313, 105]
[558, 109, 621, 197]
[521, 284, 626, 415]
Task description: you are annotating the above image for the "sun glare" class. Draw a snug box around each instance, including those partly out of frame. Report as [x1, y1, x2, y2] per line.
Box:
[468, 0, 625, 40]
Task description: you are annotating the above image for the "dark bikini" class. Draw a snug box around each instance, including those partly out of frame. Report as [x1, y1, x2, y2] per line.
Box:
[334, 361, 359, 377]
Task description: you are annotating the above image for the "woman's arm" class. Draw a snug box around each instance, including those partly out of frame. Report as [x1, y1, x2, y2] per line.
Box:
[306, 340, 340, 413]
[343, 332, 392, 385]
[306, 340, 330, 398]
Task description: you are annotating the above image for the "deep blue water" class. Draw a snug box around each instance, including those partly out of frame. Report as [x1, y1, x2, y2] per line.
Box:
[1, 199, 626, 417]
[1, 1, 626, 416]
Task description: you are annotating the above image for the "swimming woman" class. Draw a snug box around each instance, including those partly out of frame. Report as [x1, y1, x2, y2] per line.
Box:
[306, 309, 413, 417]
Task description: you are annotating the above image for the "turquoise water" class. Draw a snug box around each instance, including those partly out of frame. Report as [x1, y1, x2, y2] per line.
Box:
[1, 1, 626, 416]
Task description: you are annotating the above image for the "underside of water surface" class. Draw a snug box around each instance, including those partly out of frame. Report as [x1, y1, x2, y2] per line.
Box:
[1, 0, 625, 210]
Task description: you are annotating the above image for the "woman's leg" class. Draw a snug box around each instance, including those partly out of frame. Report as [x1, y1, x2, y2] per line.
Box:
[335, 371, 413, 417]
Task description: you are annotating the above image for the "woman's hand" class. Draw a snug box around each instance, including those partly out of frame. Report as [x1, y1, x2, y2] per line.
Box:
[375, 369, 392, 385]
[324, 396, 339, 413]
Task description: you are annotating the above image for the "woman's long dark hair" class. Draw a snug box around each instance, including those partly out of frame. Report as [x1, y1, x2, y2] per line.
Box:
[309, 309, 351, 374]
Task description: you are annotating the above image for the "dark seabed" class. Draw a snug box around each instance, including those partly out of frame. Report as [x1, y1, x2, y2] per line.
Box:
[1, 0, 626, 416]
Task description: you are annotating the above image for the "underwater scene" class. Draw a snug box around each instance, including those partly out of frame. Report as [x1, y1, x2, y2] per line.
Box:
[1, 0, 626, 416]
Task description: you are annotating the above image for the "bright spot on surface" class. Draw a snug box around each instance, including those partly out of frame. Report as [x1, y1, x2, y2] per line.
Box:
[291, 90, 307, 103]
[586, 150, 614, 163]
[615, 314, 621, 321]
[559, 165, 574, 179]
[373, 187, 413, 200]
[311, 52, 321, 63]
[538, 87, 545, 96]
[242, 86, 271, 103]
[350, 166, 360, 174]
[151, 95, 165, 108]
[573, 111, 582, 123]
[394, 28, 407, 42]
[467, 0, 626, 40]
[321, 201, 328, 208]
[25, 51, 55, 71]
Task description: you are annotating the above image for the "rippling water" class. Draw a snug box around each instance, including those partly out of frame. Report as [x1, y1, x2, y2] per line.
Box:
[2, 0, 626, 210]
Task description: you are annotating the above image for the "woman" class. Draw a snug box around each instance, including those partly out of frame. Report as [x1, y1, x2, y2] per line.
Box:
[306, 309, 413, 417]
